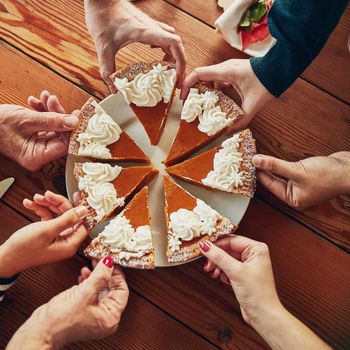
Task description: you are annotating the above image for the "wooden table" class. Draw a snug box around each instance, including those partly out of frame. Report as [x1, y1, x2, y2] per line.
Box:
[0, 1, 349, 349]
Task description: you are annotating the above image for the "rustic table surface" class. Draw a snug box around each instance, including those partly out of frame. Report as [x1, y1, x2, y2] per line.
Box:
[0, 1, 350, 349]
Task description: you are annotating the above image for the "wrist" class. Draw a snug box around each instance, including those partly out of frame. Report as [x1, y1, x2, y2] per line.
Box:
[0, 243, 20, 278]
[329, 152, 350, 194]
[248, 300, 286, 335]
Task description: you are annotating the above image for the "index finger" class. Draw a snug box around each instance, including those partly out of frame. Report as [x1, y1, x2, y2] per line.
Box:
[169, 37, 186, 88]
[180, 63, 231, 99]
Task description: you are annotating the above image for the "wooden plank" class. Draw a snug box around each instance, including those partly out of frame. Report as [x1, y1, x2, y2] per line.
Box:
[0, 42, 269, 349]
[0, 45, 350, 349]
[0, 203, 216, 350]
[127, 198, 350, 350]
[164, 0, 350, 104]
[1, 39, 349, 251]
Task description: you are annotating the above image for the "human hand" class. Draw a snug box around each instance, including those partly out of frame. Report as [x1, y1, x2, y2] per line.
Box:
[180, 59, 273, 131]
[0, 192, 89, 278]
[6, 258, 129, 350]
[84, 0, 186, 92]
[0, 91, 78, 172]
[252, 152, 350, 210]
[199, 236, 282, 327]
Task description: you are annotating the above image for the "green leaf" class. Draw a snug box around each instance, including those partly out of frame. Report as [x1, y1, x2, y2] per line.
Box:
[250, 2, 267, 23]
[239, 9, 251, 28]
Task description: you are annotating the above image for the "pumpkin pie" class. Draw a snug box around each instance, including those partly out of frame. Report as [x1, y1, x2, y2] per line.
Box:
[111, 60, 177, 145]
[164, 83, 244, 165]
[74, 162, 157, 229]
[69, 98, 149, 163]
[84, 186, 155, 269]
[163, 176, 237, 263]
[166, 129, 256, 198]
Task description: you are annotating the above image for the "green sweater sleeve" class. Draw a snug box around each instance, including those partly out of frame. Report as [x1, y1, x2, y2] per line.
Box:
[250, 0, 349, 97]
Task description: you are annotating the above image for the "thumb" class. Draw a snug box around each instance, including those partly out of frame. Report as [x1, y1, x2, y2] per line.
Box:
[181, 63, 231, 99]
[252, 154, 300, 179]
[199, 241, 241, 280]
[96, 43, 118, 94]
[46, 206, 88, 238]
[79, 257, 114, 301]
[24, 109, 79, 132]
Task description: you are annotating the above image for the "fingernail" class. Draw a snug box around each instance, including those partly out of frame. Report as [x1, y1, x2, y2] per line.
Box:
[203, 261, 209, 271]
[64, 116, 79, 128]
[76, 206, 88, 218]
[103, 256, 114, 268]
[199, 241, 211, 253]
[252, 155, 262, 166]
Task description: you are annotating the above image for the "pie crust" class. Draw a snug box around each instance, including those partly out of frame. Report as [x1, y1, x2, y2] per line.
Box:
[111, 60, 177, 145]
[163, 176, 237, 263]
[166, 129, 256, 198]
[69, 98, 149, 162]
[74, 162, 157, 229]
[84, 186, 155, 269]
[164, 83, 244, 165]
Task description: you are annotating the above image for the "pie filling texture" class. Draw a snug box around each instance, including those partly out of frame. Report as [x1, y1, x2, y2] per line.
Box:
[74, 162, 157, 230]
[166, 129, 256, 198]
[112, 60, 178, 145]
[71, 61, 255, 266]
[84, 186, 155, 269]
[69, 98, 148, 162]
[165, 83, 244, 165]
[163, 176, 237, 263]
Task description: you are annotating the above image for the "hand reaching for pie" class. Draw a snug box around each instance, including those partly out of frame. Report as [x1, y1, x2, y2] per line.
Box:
[6, 258, 129, 350]
[0, 191, 88, 278]
[0, 90, 78, 172]
[252, 152, 350, 210]
[199, 236, 281, 326]
[84, 0, 186, 92]
[180, 59, 274, 132]
[199, 236, 331, 350]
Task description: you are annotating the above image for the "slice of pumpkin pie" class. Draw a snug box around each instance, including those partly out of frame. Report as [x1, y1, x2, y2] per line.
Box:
[74, 162, 157, 229]
[111, 60, 177, 145]
[166, 129, 256, 198]
[164, 83, 244, 165]
[69, 98, 149, 162]
[163, 176, 237, 263]
[84, 186, 154, 269]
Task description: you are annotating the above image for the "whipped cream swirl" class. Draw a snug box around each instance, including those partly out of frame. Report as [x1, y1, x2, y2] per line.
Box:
[168, 199, 223, 253]
[181, 88, 231, 136]
[78, 163, 125, 221]
[97, 214, 152, 261]
[77, 105, 122, 159]
[114, 63, 176, 107]
[202, 133, 245, 192]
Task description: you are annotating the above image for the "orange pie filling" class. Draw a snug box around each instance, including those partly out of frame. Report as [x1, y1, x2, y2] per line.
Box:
[164, 177, 232, 258]
[113, 62, 177, 145]
[77, 163, 156, 224]
[165, 86, 240, 165]
[91, 187, 153, 261]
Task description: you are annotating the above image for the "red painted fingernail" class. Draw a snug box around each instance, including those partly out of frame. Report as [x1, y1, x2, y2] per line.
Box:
[199, 241, 211, 252]
[102, 256, 114, 268]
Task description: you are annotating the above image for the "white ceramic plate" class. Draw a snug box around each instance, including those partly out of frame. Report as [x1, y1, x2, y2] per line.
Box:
[65, 91, 250, 267]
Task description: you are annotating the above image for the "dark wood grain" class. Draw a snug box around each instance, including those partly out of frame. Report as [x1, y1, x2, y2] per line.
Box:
[0, 203, 216, 350]
[164, 0, 350, 104]
[0, 25, 349, 250]
[0, 7, 350, 349]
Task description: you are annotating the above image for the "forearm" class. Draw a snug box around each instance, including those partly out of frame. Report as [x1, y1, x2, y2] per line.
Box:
[252, 305, 330, 350]
[7, 320, 53, 350]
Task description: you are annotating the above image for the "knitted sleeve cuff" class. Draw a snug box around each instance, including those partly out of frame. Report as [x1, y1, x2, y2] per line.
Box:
[0, 273, 20, 302]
